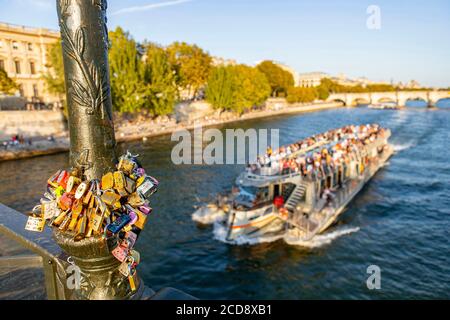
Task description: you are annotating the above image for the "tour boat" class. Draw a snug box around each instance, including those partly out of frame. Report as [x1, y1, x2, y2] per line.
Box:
[193, 124, 394, 244]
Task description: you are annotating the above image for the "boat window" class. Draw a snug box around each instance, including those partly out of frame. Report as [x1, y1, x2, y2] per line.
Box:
[273, 184, 281, 198]
[326, 176, 332, 189]
[333, 171, 338, 187]
[317, 179, 325, 198]
[234, 185, 270, 210]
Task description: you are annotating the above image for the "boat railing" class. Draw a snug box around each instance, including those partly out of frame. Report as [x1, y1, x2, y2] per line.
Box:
[247, 130, 389, 180]
[245, 168, 303, 180]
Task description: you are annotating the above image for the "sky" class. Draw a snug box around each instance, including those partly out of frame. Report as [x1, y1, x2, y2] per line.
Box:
[0, 0, 449, 87]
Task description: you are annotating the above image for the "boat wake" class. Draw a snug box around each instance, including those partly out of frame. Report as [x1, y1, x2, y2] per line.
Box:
[392, 142, 415, 152]
[194, 210, 360, 248]
[192, 205, 226, 224]
[284, 226, 360, 248]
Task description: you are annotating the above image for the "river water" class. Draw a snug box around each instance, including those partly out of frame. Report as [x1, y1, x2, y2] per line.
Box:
[0, 100, 449, 299]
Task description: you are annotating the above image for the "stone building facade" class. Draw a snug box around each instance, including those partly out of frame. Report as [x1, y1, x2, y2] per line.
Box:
[0, 22, 61, 107]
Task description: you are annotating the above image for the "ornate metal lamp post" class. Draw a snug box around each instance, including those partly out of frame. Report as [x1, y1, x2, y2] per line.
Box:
[57, 0, 116, 179]
[53, 0, 145, 300]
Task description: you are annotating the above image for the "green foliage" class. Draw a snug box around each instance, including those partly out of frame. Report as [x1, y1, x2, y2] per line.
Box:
[109, 27, 147, 113]
[286, 87, 318, 104]
[167, 42, 212, 98]
[204, 66, 235, 110]
[206, 64, 271, 113]
[315, 85, 330, 100]
[315, 78, 398, 98]
[256, 60, 294, 97]
[109, 29, 178, 115]
[142, 43, 178, 115]
[233, 65, 271, 113]
[316, 78, 341, 94]
[0, 69, 18, 94]
[366, 84, 396, 92]
[43, 42, 65, 96]
[42, 42, 68, 117]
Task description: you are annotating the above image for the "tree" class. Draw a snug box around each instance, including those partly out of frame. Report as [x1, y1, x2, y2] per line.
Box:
[0, 69, 18, 94]
[232, 65, 271, 113]
[43, 42, 65, 97]
[316, 78, 341, 95]
[286, 87, 317, 104]
[256, 60, 294, 97]
[205, 64, 271, 113]
[167, 42, 212, 99]
[204, 66, 235, 110]
[142, 43, 178, 115]
[315, 78, 399, 97]
[315, 85, 330, 100]
[109, 27, 148, 113]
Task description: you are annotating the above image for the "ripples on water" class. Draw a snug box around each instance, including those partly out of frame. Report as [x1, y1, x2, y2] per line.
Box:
[0, 101, 449, 299]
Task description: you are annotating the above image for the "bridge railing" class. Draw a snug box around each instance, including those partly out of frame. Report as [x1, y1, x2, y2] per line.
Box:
[0, 203, 68, 299]
[0, 202, 196, 300]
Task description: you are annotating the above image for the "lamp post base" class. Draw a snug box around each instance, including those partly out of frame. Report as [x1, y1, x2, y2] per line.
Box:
[53, 230, 146, 300]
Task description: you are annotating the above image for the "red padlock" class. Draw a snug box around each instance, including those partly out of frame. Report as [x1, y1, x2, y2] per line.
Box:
[58, 193, 74, 211]
[56, 170, 69, 190]
[47, 170, 62, 188]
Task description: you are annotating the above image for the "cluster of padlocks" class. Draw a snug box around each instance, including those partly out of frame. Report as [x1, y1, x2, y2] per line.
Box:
[25, 151, 158, 291]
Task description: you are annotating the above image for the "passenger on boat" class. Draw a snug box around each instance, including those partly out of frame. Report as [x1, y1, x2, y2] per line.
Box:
[273, 195, 284, 209]
[253, 123, 386, 177]
[322, 188, 335, 206]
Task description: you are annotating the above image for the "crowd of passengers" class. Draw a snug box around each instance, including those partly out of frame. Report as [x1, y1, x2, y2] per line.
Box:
[248, 123, 387, 178]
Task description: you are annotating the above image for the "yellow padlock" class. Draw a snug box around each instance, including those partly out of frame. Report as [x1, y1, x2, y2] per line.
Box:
[90, 207, 104, 232]
[128, 268, 138, 292]
[133, 209, 148, 230]
[101, 191, 121, 207]
[114, 171, 126, 190]
[74, 214, 87, 241]
[128, 192, 145, 207]
[118, 158, 136, 174]
[83, 190, 93, 206]
[59, 213, 72, 231]
[53, 210, 68, 226]
[68, 208, 82, 231]
[136, 176, 145, 187]
[101, 172, 114, 190]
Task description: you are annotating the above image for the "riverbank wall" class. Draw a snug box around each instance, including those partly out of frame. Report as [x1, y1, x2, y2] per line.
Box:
[0, 110, 66, 140]
[0, 100, 343, 161]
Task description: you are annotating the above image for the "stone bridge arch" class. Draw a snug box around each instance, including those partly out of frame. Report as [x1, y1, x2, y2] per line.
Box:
[352, 97, 371, 106]
[429, 91, 450, 107]
[327, 90, 449, 108]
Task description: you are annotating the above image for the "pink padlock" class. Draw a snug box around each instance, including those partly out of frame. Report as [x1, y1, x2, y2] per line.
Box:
[125, 231, 138, 248]
[111, 243, 129, 262]
[139, 204, 152, 215]
[136, 168, 146, 176]
[127, 210, 138, 225]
